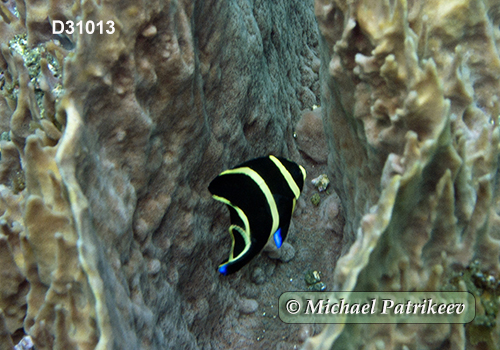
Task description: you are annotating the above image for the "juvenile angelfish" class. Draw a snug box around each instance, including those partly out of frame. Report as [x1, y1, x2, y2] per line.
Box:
[208, 155, 306, 275]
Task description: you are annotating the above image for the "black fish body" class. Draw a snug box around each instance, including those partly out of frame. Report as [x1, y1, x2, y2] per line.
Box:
[208, 155, 306, 275]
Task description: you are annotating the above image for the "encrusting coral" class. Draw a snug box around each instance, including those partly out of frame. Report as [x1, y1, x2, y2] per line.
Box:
[0, 0, 325, 349]
[306, 0, 500, 349]
[0, 13, 100, 348]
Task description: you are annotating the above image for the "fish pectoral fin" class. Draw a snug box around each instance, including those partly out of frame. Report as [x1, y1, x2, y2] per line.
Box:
[273, 194, 294, 243]
[273, 227, 283, 248]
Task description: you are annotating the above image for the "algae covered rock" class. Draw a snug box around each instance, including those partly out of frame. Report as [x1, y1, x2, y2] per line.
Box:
[0, 0, 322, 349]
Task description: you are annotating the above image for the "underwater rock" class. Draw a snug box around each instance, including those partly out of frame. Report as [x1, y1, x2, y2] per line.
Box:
[267, 242, 296, 262]
[295, 107, 328, 163]
[147, 259, 161, 275]
[278, 242, 296, 263]
[304, 269, 322, 285]
[304, 269, 326, 291]
[311, 173, 330, 192]
[307, 281, 326, 291]
[238, 298, 259, 314]
[319, 193, 340, 223]
[251, 267, 266, 285]
[0, 0, 321, 348]
[299, 325, 314, 342]
[311, 192, 321, 206]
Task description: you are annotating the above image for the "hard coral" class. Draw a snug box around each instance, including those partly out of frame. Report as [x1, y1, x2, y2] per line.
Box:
[308, 0, 500, 349]
[1, 0, 323, 349]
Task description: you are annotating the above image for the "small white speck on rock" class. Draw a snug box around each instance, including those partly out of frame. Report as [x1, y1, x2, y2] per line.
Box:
[142, 24, 157, 37]
[115, 129, 126, 142]
[147, 259, 161, 275]
[298, 324, 314, 342]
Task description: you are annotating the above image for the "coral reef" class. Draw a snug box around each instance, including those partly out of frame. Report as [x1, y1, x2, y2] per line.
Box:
[306, 0, 500, 349]
[0, 0, 337, 349]
[3, 0, 495, 348]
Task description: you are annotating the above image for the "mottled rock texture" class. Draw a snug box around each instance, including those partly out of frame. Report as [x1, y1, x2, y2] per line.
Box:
[307, 0, 500, 349]
[0, 0, 339, 349]
[295, 107, 328, 163]
[3, 0, 498, 349]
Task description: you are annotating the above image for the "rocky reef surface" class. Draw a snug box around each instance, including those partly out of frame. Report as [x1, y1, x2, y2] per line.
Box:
[0, 0, 499, 349]
[0, 0, 340, 349]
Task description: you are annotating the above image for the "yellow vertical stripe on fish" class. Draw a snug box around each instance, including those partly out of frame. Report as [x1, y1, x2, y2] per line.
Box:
[219, 167, 280, 235]
[269, 155, 302, 199]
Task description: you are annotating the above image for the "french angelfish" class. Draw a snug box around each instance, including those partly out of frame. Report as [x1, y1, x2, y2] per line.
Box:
[208, 155, 306, 275]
